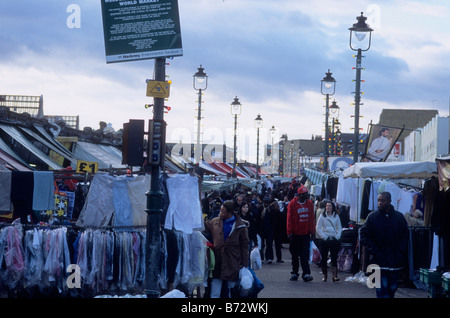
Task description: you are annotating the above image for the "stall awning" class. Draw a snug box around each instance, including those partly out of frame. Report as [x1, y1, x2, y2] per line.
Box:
[19, 126, 77, 165]
[0, 124, 63, 170]
[343, 161, 438, 179]
[0, 149, 33, 171]
[33, 125, 78, 159]
[73, 141, 126, 170]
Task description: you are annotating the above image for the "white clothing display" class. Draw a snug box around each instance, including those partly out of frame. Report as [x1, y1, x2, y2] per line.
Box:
[164, 174, 203, 234]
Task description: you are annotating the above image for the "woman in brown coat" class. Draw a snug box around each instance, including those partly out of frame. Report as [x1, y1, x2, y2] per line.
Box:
[205, 200, 249, 298]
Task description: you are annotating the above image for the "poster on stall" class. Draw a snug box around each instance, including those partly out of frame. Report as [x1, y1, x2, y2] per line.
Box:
[100, 0, 183, 63]
[362, 124, 404, 162]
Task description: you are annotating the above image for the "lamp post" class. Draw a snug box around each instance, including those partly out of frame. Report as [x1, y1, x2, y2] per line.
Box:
[231, 97, 242, 178]
[329, 100, 340, 156]
[270, 125, 277, 175]
[289, 141, 294, 177]
[332, 118, 341, 155]
[349, 12, 373, 164]
[193, 65, 208, 170]
[254, 114, 263, 179]
[321, 69, 336, 171]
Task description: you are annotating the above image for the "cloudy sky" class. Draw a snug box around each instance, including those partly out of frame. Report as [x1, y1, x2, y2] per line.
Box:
[0, 0, 449, 163]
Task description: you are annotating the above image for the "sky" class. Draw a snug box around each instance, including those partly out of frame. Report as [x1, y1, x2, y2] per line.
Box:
[0, 0, 449, 164]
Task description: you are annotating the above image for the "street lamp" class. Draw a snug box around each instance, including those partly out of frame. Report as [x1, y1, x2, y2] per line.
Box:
[254, 114, 263, 179]
[321, 69, 336, 171]
[231, 96, 242, 178]
[329, 100, 340, 157]
[349, 12, 373, 164]
[193, 65, 208, 167]
[270, 125, 277, 174]
[290, 140, 294, 177]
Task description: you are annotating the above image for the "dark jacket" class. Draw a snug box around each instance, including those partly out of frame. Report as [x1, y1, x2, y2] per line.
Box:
[360, 204, 409, 269]
[205, 214, 249, 281]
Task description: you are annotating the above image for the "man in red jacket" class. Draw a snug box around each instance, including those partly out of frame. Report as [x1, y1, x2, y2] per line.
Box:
[287, 185, 315, 282]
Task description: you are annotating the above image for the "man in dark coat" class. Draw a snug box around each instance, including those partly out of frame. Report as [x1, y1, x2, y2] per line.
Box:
[360, 191, 409, 298]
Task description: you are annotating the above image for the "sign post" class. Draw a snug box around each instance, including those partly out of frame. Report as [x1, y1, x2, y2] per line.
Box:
[100, 0, 183, 63]
[100, 0, 183, 298]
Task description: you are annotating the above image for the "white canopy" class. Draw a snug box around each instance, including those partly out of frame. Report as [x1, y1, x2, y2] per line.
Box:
[343, 161, 438, 179]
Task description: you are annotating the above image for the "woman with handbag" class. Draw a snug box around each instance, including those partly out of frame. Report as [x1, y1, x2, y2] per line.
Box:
[316, 201, 342, 282]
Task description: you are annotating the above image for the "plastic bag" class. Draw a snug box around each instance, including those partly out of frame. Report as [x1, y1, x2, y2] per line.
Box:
[250, 247, 262, 271]
[239, 267, 264, 298]
[310, 241, 321, 264]
[239, 267, 254, 297]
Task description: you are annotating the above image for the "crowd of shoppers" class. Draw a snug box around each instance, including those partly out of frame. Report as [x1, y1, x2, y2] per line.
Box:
[201, 178, 409, 299]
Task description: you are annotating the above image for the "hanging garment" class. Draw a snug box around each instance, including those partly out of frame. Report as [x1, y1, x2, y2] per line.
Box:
[0, 171, 12, 212]
[11, 171, 34, 222]
[164, 174, 203, 234]
[127, 174, 151, 226]
[23, 228, 44, 288]
[76, 173, 115, 227]
[32, 171, 54, 211]
[112, 176, 135, 228]
[1, 225, 25, 289]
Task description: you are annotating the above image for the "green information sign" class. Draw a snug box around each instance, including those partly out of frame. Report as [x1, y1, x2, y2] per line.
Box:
[100, 0, 183, 63]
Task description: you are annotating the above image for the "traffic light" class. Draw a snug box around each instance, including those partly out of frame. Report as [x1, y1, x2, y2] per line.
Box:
[122, 119, 145, 166]
[148, 120, 166, 166]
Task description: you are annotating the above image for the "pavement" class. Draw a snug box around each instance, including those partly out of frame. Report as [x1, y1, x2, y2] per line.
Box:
[254, 246, 429, 298]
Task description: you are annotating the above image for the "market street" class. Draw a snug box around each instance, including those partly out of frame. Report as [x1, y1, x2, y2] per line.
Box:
[254, 246, 428, 298]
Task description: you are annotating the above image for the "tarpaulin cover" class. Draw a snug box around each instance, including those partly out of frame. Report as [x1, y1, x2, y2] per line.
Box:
[343, 161, 437, 179]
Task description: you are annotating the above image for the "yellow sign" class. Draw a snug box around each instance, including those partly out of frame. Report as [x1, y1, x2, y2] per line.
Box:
[76, 160, 98, 173]
[146, 80, 170, 98]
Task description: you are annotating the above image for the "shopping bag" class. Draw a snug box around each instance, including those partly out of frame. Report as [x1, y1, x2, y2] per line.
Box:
[239, 267, 254, 297]
[310, 240, 321, 264]
[250, 247, 262, 271]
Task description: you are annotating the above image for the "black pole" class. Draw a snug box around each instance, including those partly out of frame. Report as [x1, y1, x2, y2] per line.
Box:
[195, 89, 202, 165]
[145, 57, 166, 298]
[324, 93, 329, 171]
[353, 48, 362, 164]
[256, 127, 260, 179]
[233, 114, 237, 178]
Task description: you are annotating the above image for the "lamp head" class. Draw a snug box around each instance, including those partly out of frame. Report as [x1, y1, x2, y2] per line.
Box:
[193, 65, 208, 90]
[231, 96, 242, 115]
[349, 12, 373, 51]
[321, 69, 336, 95]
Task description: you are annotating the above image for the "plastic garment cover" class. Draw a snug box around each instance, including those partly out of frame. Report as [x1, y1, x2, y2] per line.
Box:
[23, 228, 43, 288]
[42, 227, 71, 292]
[0, 225, 25, 289]
[126, 174, 150, 226]
[164, 174, 203, 234]
[112, 176, 134, 229]
[76, 173, 115, 227]
[159, 230, 206, 294]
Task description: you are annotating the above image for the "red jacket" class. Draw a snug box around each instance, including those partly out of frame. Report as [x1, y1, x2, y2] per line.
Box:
[286, 198, 315, 236]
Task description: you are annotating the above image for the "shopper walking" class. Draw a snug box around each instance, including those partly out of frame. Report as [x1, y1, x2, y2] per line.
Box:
[238, 201, 258, 256]
[360, 191, 409, 298]
[316, 201, 342, 282]
[205, 200, 249, 298]
[286, 185, 315, 282]
[259, 196, 275, 264]
[271, 201, 284, 263]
